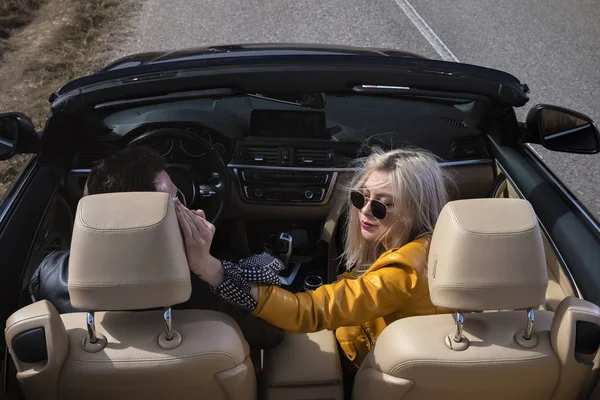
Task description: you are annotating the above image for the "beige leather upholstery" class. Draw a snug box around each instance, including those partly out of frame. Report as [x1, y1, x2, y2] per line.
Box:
[58, 310, 254, 400]
[541, 233, 576, 311]
[68, 192, 191, 311]
[551, 297, 600, 400]
[353, 198, 600, 400]
[428, 198, 548, 310]
[262, 330, 343, 400]
[5, 301, 68, 400]
[355, 311, 559, 400]
[6, 192, 256, 400]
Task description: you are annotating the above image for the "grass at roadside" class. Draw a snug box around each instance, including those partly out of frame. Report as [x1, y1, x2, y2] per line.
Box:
[0, 0, 138, 201]
[9, 0, 137, 127]
[0, 0, 46, 59]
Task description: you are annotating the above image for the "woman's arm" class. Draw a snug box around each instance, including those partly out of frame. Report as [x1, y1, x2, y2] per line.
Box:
[176, 202, 421, 330]
[251, 261, 419, 333]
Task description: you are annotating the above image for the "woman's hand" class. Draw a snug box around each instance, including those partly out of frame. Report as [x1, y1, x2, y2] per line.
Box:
[174, 200, 224, 287]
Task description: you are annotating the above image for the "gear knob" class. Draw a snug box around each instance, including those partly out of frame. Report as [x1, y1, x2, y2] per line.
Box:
[277, 232, 293, 267]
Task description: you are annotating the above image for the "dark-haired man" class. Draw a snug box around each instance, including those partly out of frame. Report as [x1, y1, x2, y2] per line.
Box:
[28, 146, 284, 349]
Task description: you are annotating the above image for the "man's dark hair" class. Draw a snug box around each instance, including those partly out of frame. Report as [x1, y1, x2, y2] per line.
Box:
[85, 146, 166, 195]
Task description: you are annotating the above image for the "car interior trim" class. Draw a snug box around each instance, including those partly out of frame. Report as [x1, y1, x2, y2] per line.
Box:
[71, 159, 492, 176]
[229, 164, 363, 172]
[227, 158, 492, 172]
[496, 160, 583, 300]
[0, 158, 38, 230]
[523, 146, 600, 234]
[490, 136, 600, 304]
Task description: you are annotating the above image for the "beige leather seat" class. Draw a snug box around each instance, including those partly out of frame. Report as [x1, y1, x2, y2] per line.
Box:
[353, 198, 600, 400]
[5, 192, 256, 400]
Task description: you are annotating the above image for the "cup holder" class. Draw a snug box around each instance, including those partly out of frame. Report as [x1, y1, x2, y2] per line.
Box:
[303, 275, 323, 292]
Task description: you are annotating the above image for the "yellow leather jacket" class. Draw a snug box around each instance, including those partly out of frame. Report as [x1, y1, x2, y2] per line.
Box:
[252, 236, 450, 368]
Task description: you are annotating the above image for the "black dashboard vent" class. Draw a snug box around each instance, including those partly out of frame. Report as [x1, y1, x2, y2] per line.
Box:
[449, 136, 488, 160]
[76, 143, 118, 169]
[244, 146, 279, 165]
[442, 117, 469, 128]
[295, 148, 332, 167]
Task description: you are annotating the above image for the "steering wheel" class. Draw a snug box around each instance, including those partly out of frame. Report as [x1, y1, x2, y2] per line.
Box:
[126, 128, 230, 226]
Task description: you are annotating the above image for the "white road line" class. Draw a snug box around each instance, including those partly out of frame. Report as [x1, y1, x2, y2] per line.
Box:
[393, 0, 459, 62]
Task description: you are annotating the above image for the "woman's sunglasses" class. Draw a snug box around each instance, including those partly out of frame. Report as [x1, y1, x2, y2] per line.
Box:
[350, 190, 388, 220]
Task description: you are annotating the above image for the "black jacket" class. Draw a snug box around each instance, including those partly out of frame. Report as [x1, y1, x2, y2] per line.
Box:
[29, 250, 77, 314]
[27, 250, 226, 313]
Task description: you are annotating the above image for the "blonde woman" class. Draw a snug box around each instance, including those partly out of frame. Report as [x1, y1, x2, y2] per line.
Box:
[176, 147, 453, 369]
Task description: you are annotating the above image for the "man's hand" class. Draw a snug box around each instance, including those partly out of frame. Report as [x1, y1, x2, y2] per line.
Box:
[174, 201, 224, 287]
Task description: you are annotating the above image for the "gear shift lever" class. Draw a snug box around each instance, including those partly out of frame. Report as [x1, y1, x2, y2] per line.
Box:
[277, 232, 293, 268]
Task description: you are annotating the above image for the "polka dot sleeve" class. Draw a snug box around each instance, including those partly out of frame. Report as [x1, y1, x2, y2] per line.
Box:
[209, 252, 284, 312]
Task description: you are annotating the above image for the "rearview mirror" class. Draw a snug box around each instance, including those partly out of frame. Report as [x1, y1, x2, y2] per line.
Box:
[526, 105, 600, 154]
[0, 113, 38, 161]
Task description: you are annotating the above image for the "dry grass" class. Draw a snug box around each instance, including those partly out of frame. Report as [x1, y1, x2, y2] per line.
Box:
[0, 0, 138, 201]
[0, 0, 45, 58]
[25, 0, 135, 98]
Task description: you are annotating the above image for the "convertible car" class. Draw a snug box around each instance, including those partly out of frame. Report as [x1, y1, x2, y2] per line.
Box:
[2, 44, 600, 400]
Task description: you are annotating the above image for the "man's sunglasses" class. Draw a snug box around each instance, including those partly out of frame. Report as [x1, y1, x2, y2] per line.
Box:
[350, 190, 388, 220]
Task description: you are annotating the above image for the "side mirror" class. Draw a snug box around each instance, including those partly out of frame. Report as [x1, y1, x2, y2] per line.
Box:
[526, 105, 600, 154]
[0, 113, 39, 161]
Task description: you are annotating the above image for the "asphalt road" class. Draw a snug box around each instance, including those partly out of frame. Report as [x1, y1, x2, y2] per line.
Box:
[113, 0, 600, 219]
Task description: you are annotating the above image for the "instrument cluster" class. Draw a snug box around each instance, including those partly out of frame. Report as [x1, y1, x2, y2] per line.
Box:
[144, 126, 230, 162]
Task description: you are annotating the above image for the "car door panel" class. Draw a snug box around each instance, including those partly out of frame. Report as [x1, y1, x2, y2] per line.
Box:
[487, 135, 600, 306]
[0, 163, 61, 340]
[492, 167, 577, 311]
[540, 234, 577, 310]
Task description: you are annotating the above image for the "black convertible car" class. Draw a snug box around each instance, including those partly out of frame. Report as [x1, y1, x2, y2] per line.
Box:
[2, 44, 600, 400]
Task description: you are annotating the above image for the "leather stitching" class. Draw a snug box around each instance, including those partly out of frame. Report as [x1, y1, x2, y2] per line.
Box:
[448, 203, 537, 235]
[79, 197, 169, 232]
[66, 351, 239, 366]
[68, 279, 189, 287]
[390, 353, 556, 375]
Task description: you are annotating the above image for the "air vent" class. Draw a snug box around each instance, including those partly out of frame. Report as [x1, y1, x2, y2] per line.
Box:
[449, 136, 488, 160]
[295, 148, 332, 167]
[76, 144, 118, 168]
[244, 146, 279, 165]
[442, 117, 469, 128]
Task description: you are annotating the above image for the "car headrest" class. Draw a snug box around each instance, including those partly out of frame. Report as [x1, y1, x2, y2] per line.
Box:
[68, 192, 192, 311]
[428, 198, 548, 311]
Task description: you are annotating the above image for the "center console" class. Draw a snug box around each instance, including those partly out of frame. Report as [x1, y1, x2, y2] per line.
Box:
[234, 168, 337, 205]
[261, 329, 344, 400]
[226, 134, 358, 290]
[244, 220, 330, 292]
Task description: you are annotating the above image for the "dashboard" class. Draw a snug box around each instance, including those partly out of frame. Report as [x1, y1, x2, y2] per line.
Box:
[71, 94, 492, 220]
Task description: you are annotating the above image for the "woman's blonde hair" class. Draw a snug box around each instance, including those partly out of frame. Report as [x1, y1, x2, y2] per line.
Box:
[341, 147, 452, 272]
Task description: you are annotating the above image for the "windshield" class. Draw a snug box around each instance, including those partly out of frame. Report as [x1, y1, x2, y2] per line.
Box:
[101, 93, 487, 159]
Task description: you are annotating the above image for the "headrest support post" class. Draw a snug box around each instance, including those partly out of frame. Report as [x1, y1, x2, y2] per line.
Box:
[164, 308, 173, 341]
[86, 312, 97, 344]
[524, 308, 535, 340]
[453, 312, 464, 343]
